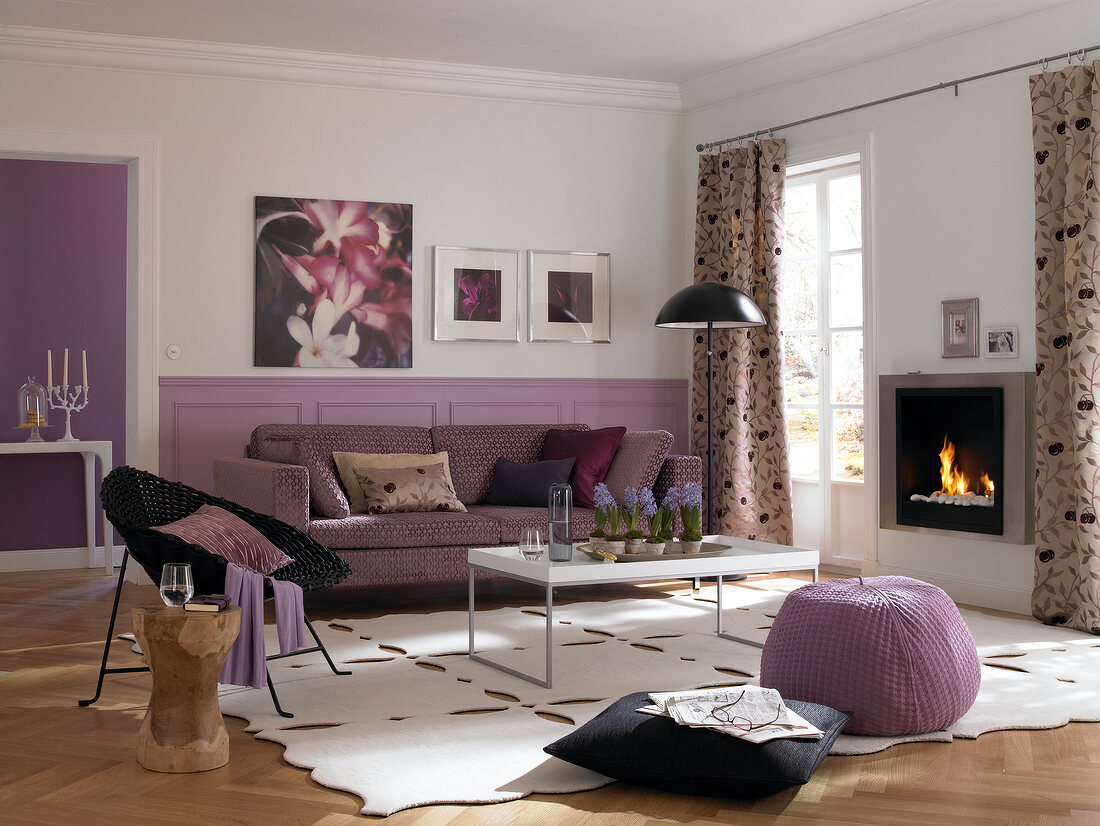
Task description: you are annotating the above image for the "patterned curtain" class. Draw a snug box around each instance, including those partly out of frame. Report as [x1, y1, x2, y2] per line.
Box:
[1031, 63, 1100, 634]
[692, 141, 793, 544]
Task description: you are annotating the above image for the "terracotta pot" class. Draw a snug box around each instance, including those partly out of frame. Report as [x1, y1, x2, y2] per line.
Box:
[680, 540, 703, 554]
[624, 537, 644, 554]
[644, 541, 666, 555]
[604, 540, 626, 556]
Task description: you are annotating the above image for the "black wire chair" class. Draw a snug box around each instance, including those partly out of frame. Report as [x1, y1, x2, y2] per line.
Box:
[80, 465, 352, 718]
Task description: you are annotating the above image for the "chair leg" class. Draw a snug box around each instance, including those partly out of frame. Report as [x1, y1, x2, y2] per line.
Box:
[266, 668, 293, 718]
[304, 615, 352, 676]
[79, 549, 150, 707]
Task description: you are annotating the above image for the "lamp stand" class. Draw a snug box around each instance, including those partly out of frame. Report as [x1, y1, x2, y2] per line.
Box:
[705, 321, 713, 536]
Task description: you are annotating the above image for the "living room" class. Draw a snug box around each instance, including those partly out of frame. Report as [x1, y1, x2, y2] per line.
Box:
[2, 0, 1099, 822]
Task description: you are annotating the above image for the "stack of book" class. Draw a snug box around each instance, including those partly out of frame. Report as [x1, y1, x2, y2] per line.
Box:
[637, 685, 823, 744]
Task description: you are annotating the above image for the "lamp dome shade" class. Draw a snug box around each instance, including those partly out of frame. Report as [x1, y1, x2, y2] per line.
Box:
[654, 282, 766, 329]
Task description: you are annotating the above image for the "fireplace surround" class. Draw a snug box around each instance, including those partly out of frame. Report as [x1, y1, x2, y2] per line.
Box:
[879, 372, 1035, 544]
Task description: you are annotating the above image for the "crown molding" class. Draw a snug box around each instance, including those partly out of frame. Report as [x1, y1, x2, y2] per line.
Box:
[0, 26, 682, 113]
[680, 0, 1071, 112]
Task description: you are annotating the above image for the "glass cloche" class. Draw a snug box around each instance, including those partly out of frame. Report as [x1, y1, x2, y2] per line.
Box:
[17, 376, 49, 442]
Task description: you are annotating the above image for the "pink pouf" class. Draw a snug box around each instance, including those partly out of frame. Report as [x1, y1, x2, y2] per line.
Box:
[759, 576, 981, 735]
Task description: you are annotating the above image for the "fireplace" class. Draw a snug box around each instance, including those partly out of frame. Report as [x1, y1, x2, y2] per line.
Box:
[879, 372, 1035, 544]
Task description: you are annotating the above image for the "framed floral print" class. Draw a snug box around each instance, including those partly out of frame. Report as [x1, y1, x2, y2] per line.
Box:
[254, 196, 413, 368]
[941, 298, 978, 358]
[432, 246, 520, 342]
[528, 250, 610, 343]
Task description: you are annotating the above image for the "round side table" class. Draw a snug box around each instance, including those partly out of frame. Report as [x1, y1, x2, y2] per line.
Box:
[131, 603, 241, 773]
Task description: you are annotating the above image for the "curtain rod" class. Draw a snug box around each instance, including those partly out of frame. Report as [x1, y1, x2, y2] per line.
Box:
[696, 43, 1100, 153]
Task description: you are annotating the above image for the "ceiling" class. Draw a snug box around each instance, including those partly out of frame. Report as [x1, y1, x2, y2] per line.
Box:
[3, 0, 1072, 85]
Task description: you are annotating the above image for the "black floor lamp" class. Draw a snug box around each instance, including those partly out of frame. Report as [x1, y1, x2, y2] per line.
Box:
[655, 282, 766, 535]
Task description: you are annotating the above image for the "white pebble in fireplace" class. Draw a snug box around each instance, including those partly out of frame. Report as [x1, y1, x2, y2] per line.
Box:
[909, 492, 994, 507]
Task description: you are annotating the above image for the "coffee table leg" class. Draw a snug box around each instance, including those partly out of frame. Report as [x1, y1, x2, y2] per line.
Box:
[714, 572, 765, 649]
[545, 582, 553, 690]
[467, 566, 552, 688]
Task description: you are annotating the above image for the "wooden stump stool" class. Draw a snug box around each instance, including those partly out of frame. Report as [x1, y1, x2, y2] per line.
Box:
[132, 604, 241, 772]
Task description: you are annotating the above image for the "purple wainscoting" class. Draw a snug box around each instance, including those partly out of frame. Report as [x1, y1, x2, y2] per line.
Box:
[159, 376, 690, 493]
[0, 159, 128, 553]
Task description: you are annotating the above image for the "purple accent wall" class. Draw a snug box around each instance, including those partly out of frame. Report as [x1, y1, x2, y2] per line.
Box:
[0, 159, 127, 552]
[160, 376, 690, 493]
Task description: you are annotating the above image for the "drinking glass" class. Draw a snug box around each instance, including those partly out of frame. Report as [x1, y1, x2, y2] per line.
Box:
[160, 563, 194, 607]
[519, 527, 544, 561]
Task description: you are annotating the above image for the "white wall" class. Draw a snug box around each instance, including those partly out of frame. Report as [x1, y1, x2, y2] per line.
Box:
[1, 59, 686, 382]
[685, 0, 1100, 611]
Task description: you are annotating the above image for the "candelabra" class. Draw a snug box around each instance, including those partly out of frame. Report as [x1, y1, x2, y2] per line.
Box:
[48, 384, 89, 442]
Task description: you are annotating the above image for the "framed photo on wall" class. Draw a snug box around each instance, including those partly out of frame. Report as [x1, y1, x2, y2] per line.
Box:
[983, 324, 1020, 358]
[941, 298, 978, 358]
[432, 246, 520, 342]
[528, 250, 610, 343]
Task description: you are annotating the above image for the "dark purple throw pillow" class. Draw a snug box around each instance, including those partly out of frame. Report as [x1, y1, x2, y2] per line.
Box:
[483, 456, 576, 507]
[541, 426, 626, 508]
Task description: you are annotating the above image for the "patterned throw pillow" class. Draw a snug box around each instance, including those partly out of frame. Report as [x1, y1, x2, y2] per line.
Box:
[150, 504, 294, 574]
[333, 451, 457, 514]
[353, 463, 467, 515]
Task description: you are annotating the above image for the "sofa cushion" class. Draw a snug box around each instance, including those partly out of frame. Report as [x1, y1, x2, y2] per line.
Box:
[353, 462, 467, 515]
[309, 511, 501, 550]
[541, 426, 626, 508]
[483, 457, 575, 507]
[295, 438, 352, 518]
[150, 504, 294, 574]
[430, 424, 589, 504]
[467, 505, 596, 544]
[334, 451, 457, 514]
[602, 430, 674, 502]
[543, 691, 851, 799]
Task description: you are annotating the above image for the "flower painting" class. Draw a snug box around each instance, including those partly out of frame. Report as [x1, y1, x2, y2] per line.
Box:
[432, 247, 519, 342]
[454, 269, 502, 322]
[547, 270, 593, 323]
[254, 196, 413, 368]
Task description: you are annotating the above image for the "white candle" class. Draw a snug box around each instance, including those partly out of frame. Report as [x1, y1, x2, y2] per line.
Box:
[82, 350, 88, 387]
[63, 348, 69, 386]
[47, 350, 52, 387]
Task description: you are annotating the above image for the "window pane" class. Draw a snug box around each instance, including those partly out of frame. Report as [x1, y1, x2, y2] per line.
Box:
[784, 335, 818, 403]
[828, 174, 861, 251]
[787, 409, 820, 479]
[831, 331, 864, 404]
[780, 258, 819, 328]
[830, 253, 862, 328]
[833, 409, 864, 481]
[785, 183, 818, 258]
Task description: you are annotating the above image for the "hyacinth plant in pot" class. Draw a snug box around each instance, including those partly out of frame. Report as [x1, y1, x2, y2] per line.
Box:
[590, 482, 614, 550]
[603, 496, 626, 556]
[640, 488, 664, 554]
[622, 486, 646, 553]
[678, 481, 704, 553]
[658, 487, 679, 543]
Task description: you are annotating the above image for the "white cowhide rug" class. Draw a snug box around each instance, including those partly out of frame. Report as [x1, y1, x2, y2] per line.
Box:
[210, 579, 1100, 816]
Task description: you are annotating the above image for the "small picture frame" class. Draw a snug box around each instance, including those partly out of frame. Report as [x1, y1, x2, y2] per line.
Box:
[941, 298, 978, 358]
[983, 324, 1020, 358]
[432, 246, 520, 342]
[528, 250, 610, 343]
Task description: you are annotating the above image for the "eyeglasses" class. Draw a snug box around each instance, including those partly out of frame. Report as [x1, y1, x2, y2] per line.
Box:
[705, 689, 782, 731]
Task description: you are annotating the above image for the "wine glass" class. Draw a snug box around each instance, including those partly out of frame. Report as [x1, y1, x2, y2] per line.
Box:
[160, 563, 194, 607]
[519, 527, 544, 561]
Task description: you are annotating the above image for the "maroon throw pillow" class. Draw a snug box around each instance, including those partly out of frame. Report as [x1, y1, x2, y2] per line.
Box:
[151, 504, 294, 574]
[541, 426, 626, 508]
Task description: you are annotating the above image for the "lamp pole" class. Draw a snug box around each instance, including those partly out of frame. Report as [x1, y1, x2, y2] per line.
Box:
[705, 321, 714, 536]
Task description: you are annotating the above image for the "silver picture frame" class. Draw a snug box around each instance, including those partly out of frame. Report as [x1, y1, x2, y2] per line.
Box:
[941, 298, 978, 358]
[432, 246, 520, 342]
[528, 250, 610, 343]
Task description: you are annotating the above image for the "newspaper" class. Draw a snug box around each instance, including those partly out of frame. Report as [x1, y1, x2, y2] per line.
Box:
[637, 685, 823, 744]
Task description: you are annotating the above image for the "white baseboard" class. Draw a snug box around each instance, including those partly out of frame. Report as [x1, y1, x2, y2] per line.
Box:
[873, 562, 1032, 614]
[0, 545, 127, 573]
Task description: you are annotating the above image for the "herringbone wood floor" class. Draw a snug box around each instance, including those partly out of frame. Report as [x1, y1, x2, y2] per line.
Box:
[2, 567, 1098, 825]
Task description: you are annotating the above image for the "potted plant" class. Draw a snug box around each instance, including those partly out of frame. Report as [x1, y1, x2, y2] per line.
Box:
[658, 487, 679, 543]
[623, 486, 645, 553]
[640, 488, 664, 554]
[603, 497, 626, 556]
[591, 482, 614, 550]
[678, 481, 704, 553]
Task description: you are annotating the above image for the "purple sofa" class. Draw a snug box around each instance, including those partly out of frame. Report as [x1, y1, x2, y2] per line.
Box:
[213, 423, 701, 588]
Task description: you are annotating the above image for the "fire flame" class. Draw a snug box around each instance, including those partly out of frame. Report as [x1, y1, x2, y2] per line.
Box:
[937, 437, 994, 497]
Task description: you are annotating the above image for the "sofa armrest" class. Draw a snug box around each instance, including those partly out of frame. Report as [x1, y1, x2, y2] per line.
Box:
[212, 457, 310, 534]
[655, 454, 702, 535]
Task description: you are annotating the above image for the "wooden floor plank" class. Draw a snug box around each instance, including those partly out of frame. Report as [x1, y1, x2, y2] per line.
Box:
[2, 567, 1098, 824]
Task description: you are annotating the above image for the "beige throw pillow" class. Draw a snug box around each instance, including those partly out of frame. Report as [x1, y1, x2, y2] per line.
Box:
[333, 451, 460, 513]
[353, 463, 466, 515]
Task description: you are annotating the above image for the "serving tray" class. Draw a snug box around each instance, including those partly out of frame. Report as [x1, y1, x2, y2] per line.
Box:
[577, 541, 732, 562]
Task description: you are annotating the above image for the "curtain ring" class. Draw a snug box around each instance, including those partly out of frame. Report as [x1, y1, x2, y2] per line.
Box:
[1039, 56, 1049, 71]
[1078, 47, 1088, 63]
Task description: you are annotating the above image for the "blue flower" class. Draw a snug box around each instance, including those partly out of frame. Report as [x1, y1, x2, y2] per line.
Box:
[661, 487, 679, 509]
[681, 482, 703, 510]
[639, 488, 658, 518]
[593, 482, 617, 511]
[624, 486, 639, 509]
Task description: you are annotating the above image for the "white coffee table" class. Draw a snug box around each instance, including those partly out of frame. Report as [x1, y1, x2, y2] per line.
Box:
[467, 537, 819, 688]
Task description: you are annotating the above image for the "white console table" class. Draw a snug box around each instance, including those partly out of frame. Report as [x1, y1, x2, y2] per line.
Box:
[0, 440, 114, 575]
